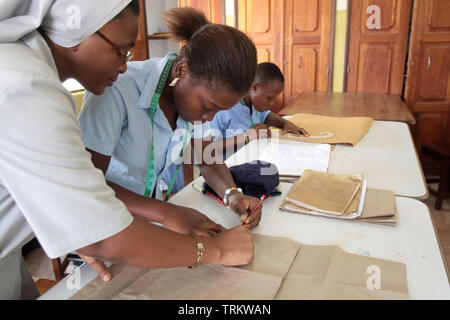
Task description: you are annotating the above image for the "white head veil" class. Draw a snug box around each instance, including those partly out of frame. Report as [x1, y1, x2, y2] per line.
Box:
[0, 0, 132, 47]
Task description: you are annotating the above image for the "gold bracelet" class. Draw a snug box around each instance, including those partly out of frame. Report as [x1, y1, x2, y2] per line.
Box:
[188, 233, 205, 269]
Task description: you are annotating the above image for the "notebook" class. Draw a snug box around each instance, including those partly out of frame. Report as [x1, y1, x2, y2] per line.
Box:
[281, 170, 366, 219]
[280, 170, 397, 225]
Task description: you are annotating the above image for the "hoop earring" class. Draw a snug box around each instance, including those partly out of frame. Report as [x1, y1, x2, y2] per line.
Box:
[169, 77, 180, 87]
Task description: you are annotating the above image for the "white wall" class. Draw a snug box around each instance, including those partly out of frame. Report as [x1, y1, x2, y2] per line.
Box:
[337, 0, 348, 11]
[225, 0, 234, 16]
[146, 0, 179, 58]
[63, 1, 180, 91]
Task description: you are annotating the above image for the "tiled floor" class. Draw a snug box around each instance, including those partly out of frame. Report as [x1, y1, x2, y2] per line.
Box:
[24, 250, 76, 295]
[24, 194, 450, 296]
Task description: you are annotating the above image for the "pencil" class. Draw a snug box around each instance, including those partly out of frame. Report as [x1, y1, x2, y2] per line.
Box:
[245, 194, 265, 224]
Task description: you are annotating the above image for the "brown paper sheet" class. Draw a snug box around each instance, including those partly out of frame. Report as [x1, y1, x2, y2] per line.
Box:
[276, 245, 408, 300]
[359, 189, 395, 218]
[70, 235, 299, 300]
[284, 170, 363, 215]
[70, 234, 408, 300]
[274, 113, 373, 146]
[356, 203, 399, 226]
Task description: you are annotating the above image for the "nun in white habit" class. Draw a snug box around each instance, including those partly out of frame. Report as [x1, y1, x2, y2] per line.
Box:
[0, 0, 255, 300]
[0, 0, 137, 299]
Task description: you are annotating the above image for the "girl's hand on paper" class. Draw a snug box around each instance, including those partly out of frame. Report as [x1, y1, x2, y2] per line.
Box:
[282, 121, 309, 137]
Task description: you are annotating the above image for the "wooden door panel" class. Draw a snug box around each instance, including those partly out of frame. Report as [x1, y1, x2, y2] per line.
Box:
[405, 0, 450, 152]
[130, 0, 149, 61]
[178, 0, 225, 24]
[291, 47, 318, 94]
[293, 0, 319, 33]
[357, 45, 393, 94]
[430, 0, 450, 30]
[238, 0, 284, 111]
[247, 0, 270, 33]
[239, 0, 276, 45]
[238, 0, 331, 111]
[418, 46, 450, 100]
[257, 47, 272, 63]
[283, 0, 332, 106]
[189, 0, 211, 17]
[346, 0, 411, 94]
[362, 0, 397, 31]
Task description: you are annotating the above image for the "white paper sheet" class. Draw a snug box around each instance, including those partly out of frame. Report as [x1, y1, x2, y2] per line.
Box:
[257, 141, 331, 176]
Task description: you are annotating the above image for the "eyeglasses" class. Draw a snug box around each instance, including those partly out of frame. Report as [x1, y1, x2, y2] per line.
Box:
[96, 31, 133, 62]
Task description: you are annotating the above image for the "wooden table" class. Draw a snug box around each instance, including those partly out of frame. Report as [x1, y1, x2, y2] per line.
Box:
[279, 92, 416, 125]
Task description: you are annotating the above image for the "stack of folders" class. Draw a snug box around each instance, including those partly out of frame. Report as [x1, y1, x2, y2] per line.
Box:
[280, 170, 398, 226]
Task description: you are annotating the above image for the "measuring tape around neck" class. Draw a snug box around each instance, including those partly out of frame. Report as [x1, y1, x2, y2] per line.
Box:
[144, 54, 190, 200]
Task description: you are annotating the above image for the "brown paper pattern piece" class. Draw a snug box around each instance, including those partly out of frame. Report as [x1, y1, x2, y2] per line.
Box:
[70, 234, 408, 300]
[274, 113, 373, 146]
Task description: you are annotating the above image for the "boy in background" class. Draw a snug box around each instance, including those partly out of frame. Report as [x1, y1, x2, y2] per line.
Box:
[210, 62, 309, 159]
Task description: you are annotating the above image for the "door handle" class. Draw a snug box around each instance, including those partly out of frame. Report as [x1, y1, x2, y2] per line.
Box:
[298, 56, 303, 69]
[427, 56, 431, 70]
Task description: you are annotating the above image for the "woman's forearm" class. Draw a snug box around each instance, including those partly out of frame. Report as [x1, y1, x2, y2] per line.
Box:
[78, 217, 219, 268]
[107, 181, 180, 224]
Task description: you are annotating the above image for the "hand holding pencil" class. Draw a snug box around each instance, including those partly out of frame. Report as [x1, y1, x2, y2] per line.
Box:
[244, 195, 265, 225]
[192, 183, 264, 229]
[227, 192, 263, 229]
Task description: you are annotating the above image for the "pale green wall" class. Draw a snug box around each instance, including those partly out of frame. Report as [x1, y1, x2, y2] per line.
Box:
[332, 9, 348, 93]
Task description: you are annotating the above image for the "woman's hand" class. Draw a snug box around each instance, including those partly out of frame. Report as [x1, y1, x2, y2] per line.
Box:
[206, 225, 254, 266]
[282, 121, 309, 136]
[77, 253, 112, 282]
[227, 191, 262, 229]
[162, 206, 226, 237]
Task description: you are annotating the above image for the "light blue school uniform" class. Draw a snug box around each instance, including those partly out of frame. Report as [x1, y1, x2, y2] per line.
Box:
[209, 101, 271, 159]
[210, 101, 271, 139]
[79, 53, 209, 200]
